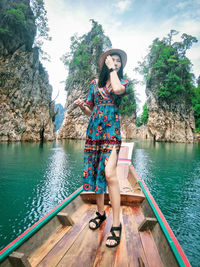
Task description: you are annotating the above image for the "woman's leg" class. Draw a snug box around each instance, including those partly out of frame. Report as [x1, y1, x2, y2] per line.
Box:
[105, 145, 121, 246]
[89, 193, 105, 228]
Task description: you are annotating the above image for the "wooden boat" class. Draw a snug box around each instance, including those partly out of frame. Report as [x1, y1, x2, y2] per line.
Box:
[0, 142, 191, 267]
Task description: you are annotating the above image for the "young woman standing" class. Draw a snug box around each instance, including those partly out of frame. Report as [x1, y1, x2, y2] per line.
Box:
[74, 48, 129, 247]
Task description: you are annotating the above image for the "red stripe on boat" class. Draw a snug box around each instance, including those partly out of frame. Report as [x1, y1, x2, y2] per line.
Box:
[130, 165, 191, 267]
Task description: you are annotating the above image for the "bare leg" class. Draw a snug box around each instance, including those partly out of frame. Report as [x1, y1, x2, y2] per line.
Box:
[89, 193, 105, 229]
[105, 145, 121, 246]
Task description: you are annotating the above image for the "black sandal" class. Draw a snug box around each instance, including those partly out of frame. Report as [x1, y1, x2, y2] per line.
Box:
[106, 223, 122, 248]
[89, 211, 106, 230]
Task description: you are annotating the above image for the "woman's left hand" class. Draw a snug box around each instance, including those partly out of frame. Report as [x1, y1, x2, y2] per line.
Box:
[105, 55, 115, 69]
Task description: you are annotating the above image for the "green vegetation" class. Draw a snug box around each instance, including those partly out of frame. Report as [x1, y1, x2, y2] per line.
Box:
[119, 77, 137, 116]
[0, 0, 50, 58]
[136, 104, 148, 126]
[0, 3, 29, 38]
[6, 8, 26, 25]
[136, 30, 199, 129]
[62, 19, 112, 88]
[191, 77, 200, 131]
[137, 30, 197, 103]
[30, 0, 52, 60]
[141, 104, 148, 124]
[0, 27, 10, 36]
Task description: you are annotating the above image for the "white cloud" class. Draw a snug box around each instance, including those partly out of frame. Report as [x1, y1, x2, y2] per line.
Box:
[113, 0, 132, 13]
[175, 1, 189, 10]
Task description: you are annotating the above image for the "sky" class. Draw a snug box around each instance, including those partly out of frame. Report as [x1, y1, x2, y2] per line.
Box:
[42, 0, 200, 114]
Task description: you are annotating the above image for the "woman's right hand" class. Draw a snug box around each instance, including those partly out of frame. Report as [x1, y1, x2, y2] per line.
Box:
[73, 98, 85, 108]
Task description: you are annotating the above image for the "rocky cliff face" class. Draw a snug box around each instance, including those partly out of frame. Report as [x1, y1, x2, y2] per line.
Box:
[0, 0, 55, 141]
[57, 83, 91, 140]
[146, 91, 195, 143]
[120, 114, 136, 140]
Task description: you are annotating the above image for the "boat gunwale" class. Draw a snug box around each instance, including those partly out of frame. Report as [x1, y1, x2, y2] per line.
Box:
[0, 186, 83, 263]
[131, 165, 191, 267]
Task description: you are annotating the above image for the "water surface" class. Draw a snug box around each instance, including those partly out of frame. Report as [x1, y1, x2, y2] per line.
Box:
[0, 139, 199, 266]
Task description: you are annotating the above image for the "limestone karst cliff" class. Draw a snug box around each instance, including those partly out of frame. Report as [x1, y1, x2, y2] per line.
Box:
[138, 33, 196, 143]
[145, 91, 195, 143]
[0, 0, 55, 141]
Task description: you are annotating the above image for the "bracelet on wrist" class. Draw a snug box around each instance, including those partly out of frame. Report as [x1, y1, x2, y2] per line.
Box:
[109, 68, 116, 73]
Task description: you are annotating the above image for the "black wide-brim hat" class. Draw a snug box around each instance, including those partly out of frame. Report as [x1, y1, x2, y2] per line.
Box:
[98, 48, 127, 70]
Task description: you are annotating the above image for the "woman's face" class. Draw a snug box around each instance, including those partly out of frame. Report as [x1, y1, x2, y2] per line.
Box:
[111, 55, 121, 72]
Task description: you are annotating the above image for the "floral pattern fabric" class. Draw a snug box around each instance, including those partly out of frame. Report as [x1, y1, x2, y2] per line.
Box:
[83, 78, 129, 193]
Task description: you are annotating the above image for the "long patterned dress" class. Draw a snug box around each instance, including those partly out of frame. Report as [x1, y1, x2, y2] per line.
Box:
[83, 78, 129, 194]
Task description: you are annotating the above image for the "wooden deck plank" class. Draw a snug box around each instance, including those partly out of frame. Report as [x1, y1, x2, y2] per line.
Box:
[113, 209, 129, 267]
[29, 226, 71, 267]
[129, 206, 146, 228]
[92, 207, 118, 267]
[122, 206, 149, 267]
[30, 204, 91, 267]
[57, 205, 110, 267]
[140, 230, 164, 267]
[37, 204, 95, 267]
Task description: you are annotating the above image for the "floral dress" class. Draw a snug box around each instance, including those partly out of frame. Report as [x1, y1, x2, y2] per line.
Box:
[83, 78, 129, 194]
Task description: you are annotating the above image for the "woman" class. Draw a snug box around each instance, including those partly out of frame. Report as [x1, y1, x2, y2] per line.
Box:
[74, 48, 129, 247]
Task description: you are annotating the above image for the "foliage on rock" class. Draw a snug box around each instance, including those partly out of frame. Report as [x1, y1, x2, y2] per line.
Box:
[0, 0, 36, 53]
[30, 0, 51, 60]
[136, 30, 198, 104]
[191, 76, 200, 131]
[62, 19, 112, 91]
[119, 76, 137, 117]
[0, 0, 51, 58]
[136, 104, 148, 126]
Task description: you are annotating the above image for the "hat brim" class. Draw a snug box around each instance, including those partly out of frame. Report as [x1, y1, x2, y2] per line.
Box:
[98, 48, 127, 70]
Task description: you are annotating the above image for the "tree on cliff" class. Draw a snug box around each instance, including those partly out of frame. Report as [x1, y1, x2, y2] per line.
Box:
[141, 104, 148, 124]
[119, 76, 137, 116]
[191, 76, 200, 131]
[0, 0, 51, 59]
[136, 103, 148, 126]
[62, 19, 137, 117]
[0, 1, 36, 52]
[30, 0, 51, 60]
[62, 19, 112, 89]
[136, 30, 198, 104]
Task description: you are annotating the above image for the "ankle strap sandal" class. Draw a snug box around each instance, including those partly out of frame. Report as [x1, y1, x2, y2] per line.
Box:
[89, 211, 106, 230]
[106, 223, 122, 247]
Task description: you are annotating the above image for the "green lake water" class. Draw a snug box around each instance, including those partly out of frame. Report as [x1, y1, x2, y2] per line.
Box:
[0, 139, 199, 266]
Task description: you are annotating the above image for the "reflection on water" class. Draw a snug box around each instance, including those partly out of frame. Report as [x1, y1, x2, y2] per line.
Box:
[0, 140, 84, 250]
[28, 145, 70, 222]
[132, 140, 200, 266]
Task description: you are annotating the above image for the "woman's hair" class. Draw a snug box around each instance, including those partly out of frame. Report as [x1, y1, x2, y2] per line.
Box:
[98, 53, 123, 88]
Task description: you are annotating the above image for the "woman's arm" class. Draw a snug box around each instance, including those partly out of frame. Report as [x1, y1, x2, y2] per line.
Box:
[80, 104, 93, 116]
[110, 71, 125, 95]
[105, 55, 125, 95]
[73, 98, 93, 116]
